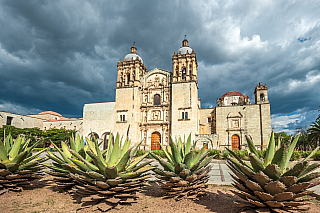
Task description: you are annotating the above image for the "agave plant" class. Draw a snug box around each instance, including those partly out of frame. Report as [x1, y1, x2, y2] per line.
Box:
[227, 131, 320, 212]
[46, 134, 155, 211]
[0, 133, 46, 194]
[45, 134, 90, 191]
[150, 135, 214, 199]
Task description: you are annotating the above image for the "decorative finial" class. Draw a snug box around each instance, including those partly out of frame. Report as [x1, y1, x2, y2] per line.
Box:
[184, 35, 187, 39]
[133, 41, 135, 46]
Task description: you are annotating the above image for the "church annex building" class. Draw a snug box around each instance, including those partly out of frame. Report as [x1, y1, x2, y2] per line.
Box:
[0, 38, 271, 150]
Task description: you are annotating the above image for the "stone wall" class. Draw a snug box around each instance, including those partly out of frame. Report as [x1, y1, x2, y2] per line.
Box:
[0, 111, 44, 129]
[171, 81, 199, 142]
[199, 108, 214, 134]
[82, 102, 115, 139]
[43, 119, 83, 134]
[195, 134, 219, 149]
[114, 86, 141, 145]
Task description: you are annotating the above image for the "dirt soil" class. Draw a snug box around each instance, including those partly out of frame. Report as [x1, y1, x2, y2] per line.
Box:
[0, 175, 319, 213]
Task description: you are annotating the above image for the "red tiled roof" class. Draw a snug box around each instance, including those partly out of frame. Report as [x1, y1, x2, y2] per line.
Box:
[38, 111, 62, 117]
[221, 91, 244, 99]
[46, 117, 82, 122]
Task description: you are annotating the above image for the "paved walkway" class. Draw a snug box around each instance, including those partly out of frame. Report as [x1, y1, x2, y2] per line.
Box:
[40, 152, 320, 195]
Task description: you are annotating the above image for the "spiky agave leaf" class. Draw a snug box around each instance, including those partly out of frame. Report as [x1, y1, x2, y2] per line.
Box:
[150, 134, 214, 199]
[45, 134, 87, 191]
[47, 133, 154, 211]
[228, 131, 320, 212]
[0, 135, 46, 194]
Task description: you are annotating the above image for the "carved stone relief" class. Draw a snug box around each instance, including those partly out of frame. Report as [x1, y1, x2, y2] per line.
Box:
[162, 77, 167, 85]
[232, 120, 239, 128]
[151, 110, 161, 121]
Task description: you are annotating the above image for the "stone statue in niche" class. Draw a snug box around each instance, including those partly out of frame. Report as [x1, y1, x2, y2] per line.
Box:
[233, 120, 239, 128]
[148, 79, 152, 87]
[154, 76, 160, 87]
[152, 110, 161, 121]
[162, 77, 167, 86]
[144, 95, 148, 103]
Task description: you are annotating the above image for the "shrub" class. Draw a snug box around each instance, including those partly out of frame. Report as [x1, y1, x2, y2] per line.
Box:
[257, 150, 266, 159]
[222, 150, 229, 159]
[151, 150, 166, 158]
[290, 151, 301, 161]
[313, 150, 320, 161]
[208, 149, 221, 159]
[301, 151, 311, 158]
[135, 150, 148, 157]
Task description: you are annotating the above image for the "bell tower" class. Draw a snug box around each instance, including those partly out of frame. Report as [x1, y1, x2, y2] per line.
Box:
[254, 82, 269, 104]
[116, 43, 147, 88]
[171, 37, 200, 143]
[172, 37, 198, 83]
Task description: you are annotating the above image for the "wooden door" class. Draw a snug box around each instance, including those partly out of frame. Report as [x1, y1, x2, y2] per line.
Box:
[151, 132, 161, 150]
[232, 134, 240, 150]
[203, 142, 208, 150]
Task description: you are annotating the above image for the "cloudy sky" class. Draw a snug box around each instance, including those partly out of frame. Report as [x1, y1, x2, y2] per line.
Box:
[0, 0, 319, 134]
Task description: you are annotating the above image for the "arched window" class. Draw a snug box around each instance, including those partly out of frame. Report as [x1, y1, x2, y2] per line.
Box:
[260, 94, 265, 101]
[154, 94, 161, 105]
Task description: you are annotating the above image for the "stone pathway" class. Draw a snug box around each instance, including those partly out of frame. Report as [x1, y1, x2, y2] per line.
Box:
[40, 152, 320, 195]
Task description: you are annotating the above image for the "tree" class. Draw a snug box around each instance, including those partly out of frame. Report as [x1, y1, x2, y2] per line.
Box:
[0, 125, 76, 147]
[295, 126, 310, 151]
[308, 119, 320, 149]
[274, 131, 292, 146]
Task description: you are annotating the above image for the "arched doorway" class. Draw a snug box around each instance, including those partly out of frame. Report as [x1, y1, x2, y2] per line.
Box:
[101, 132, 112, 149]
[88, 132, 99, 141]
[151, 132, 161, 150]
[202, 142, 208, 150]
[231, 134, 240, 150]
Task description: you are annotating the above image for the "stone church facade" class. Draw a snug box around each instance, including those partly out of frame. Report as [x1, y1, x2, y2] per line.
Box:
[81, 39, 271, 150]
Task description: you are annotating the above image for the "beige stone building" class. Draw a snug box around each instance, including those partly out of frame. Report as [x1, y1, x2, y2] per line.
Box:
[0, 111, 83, 133]
[82, 39, 271, 150]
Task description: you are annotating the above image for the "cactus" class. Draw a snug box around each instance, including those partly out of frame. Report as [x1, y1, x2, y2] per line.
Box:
[46, 134, 155, 211]
[228, 131, 320, 212]
[150, 134, 214, 199]
[0, 134, 46, 193]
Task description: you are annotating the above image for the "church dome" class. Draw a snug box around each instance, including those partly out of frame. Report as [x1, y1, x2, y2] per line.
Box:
[177, 38, 193, 55]
[178, 46, 193, 55]
[221, 91, 245, 99]
[124, 44, 143, 63]
[124, 53, 143, 63]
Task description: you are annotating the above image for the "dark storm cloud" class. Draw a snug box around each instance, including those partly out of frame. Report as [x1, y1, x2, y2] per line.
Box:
[0, 0, 319, 133]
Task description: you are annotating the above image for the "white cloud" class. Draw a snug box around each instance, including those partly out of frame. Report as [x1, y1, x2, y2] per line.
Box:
[271, 108, 318, 134]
